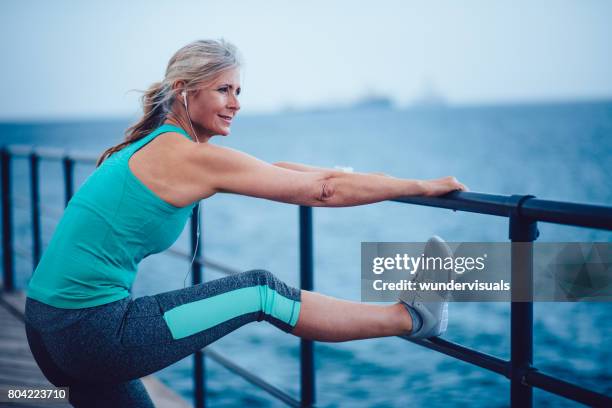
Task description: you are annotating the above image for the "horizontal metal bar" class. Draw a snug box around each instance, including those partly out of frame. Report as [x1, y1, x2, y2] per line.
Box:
[524, 368, 612, 407]
[5, 145, 97, 163]
[166, 248, 191, 259]
[521, 198, 612, 231]
[13, 245, 32, 260]
[198, 257, 241, 275]
[13, 194, 29, 208]
[5, 145, 33, 156]
[67, 152, 97, 164]
[393, 191, 513, 217]
[394, 191, 612, 231]
[400, 335, 509, 377]
[401, 336, 612, 406]
[14, 195, 62, 222]
[32, 146, 66, 160]
[166, 248, 240, 276]
[39, 202, 64, 220]
[204, 348, 302, 408]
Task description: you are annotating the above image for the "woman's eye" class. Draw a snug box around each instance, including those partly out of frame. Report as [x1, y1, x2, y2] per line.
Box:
[218, 87, 240, 96]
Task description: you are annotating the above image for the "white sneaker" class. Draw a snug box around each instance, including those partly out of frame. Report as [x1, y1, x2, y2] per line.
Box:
[399, 235, 453, 339]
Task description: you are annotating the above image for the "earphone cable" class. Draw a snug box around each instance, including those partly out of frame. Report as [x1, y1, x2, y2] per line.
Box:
[183, 201, 201, 288]
[182, 89, 201, 287]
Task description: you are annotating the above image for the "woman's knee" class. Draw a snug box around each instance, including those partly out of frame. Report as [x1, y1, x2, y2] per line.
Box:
[238, 269, 302, 330]
[238, 269, 280, 289]
[240, 269, 299, 297]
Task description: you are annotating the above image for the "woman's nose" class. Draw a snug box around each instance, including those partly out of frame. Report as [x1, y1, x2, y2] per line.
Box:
[228, 93, 240, 111]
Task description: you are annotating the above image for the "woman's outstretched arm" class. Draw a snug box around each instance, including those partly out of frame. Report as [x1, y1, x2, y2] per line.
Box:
[274, 161, 387, 176]
[183, 143, 467, 207]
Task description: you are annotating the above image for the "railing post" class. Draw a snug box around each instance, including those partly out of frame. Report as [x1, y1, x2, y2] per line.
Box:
[299, 206, 315, 407]
[191, 203, 206, 408]
[30, 152, 42, 269]
[62, 156, 74, 207]
[1, 147, 14, 292]
[509, 195, 539, 408]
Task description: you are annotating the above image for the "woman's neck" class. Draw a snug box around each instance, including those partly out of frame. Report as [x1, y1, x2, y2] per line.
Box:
[163, 114, 209, 143]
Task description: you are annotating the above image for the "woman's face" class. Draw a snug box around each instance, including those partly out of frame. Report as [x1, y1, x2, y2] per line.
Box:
[188, 67, 241, 139]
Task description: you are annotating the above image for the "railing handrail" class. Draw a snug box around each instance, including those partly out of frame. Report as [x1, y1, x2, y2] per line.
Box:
[395, 192, 612, 231]
[2, 146, 611, 408]
[4, 144, 98, 164]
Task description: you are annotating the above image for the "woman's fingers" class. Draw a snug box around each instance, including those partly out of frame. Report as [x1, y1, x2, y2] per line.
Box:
[447, 176, 468, 192]
[424, 176, 469, 196]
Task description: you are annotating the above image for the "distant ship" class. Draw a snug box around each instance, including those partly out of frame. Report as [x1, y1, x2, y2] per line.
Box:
[411, 81, 448, 108]
[351, 94, 394, 110]
[296, 94, 395, 114]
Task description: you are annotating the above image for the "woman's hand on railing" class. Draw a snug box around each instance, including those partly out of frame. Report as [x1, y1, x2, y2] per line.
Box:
[421, 176, 469, 197]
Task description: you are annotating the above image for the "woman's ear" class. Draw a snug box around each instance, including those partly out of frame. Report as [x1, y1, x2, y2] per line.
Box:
[172, 80, 186, 95]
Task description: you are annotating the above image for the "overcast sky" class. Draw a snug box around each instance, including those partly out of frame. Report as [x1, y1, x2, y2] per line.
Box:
[1, 0, 611, 120]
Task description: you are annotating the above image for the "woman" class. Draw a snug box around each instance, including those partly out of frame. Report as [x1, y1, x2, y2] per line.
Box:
[25, 39, 467, 407]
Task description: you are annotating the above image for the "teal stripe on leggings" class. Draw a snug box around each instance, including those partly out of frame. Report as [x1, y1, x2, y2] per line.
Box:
[162, 285, 301, 340]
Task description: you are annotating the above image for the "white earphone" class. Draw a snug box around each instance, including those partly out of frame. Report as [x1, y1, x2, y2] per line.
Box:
[181, 90, 187, 107]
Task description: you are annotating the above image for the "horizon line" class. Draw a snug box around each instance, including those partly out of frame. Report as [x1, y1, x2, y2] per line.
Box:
[1, 96, 611, 125]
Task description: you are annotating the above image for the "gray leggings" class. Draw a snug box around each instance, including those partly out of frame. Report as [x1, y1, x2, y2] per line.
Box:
[24, 269, 302, 407]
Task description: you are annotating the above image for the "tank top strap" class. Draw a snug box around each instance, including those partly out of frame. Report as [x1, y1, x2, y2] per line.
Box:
[121, 124, 191, 162]
[149, 124, 191, 140]
[130, 124, 191, 150]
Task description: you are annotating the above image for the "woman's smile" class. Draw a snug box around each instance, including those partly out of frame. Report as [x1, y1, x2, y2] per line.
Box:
[218, 114, 233, 125]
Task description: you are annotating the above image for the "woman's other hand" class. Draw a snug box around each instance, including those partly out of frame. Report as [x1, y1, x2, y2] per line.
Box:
[421, 176, 468, 197]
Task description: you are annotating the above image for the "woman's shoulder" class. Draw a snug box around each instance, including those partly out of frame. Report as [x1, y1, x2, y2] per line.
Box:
[129, 131, 212, 205]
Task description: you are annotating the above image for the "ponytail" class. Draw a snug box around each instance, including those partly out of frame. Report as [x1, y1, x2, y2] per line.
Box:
[96, 82, 171, 167]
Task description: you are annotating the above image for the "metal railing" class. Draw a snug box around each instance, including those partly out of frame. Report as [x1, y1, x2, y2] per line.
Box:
[1, 145, 611, 408]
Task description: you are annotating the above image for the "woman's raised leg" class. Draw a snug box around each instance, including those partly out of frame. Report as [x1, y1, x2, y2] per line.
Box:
[290, 290, 413, 341]
[26, 268, 415, 391]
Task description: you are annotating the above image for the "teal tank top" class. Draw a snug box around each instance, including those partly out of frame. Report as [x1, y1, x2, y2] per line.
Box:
[27, 124, 197, 309]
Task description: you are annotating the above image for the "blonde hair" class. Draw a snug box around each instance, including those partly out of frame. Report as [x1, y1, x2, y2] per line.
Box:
[96, 39, 241, 167]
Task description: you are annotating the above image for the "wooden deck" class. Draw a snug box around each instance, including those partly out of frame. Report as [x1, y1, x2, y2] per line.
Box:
[0, 288, 192, 408]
